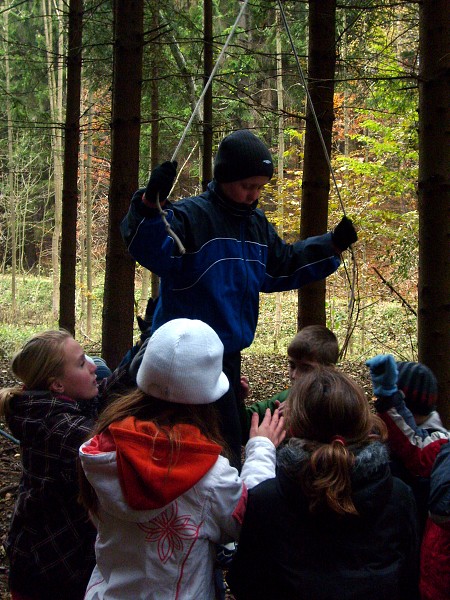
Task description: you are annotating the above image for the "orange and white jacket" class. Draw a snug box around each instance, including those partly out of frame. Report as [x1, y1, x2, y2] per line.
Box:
[79, 416, 277, 600]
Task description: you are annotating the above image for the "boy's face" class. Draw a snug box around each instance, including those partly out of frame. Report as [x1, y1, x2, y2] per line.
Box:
[288, 357, 318, 384]
[220, 176, 270, 205]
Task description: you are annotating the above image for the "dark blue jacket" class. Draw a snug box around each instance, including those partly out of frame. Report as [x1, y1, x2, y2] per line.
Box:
[121, 180, 340, 354]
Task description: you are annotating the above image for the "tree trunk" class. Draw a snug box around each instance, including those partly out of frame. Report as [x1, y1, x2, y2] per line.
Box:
[42, 0, 64, 320]
[59, 0, 83, 335]
[4, 5, 17, 315]
[417, 0, 450, 426]
[274, 8, 284, 350]
[79, 113, 86, 326]
[162, 15, 202, 156]
[298, 0, 336, 329]
[86, 90, 94, 336]
[150, 1, 160, 302]
[102, 0, 144, 369]
[202, 0, 213, 190]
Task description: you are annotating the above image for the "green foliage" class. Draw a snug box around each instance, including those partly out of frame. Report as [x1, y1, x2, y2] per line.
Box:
[0, 0, 425, 361]
[0, 275, 105, 358]
[0, 275, 55, 325]
[0, 324, 43, 360]
[0, 273, 418, 364]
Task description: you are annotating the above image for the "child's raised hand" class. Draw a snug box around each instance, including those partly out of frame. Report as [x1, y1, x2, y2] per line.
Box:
[239, 375, 250, 400]
[365, 354, 398, 397]
[249, 408, 286, 447]
[274, 399, 286, 416]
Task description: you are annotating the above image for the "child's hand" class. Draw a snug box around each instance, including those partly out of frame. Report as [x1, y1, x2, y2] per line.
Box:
[332, 216, 357, 252]
[239, 376, 250, 400]
[274, 400, 286, 416]
[365, 354, 398, 397]
[249, 408, 286, 447]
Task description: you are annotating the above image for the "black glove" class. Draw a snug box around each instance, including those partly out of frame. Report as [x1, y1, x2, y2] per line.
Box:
[144, 161, 177, 205]
[332, 216, 357, 252]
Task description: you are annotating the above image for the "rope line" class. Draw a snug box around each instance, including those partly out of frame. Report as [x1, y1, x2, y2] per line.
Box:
[159, 0, 358, 330]
[170, 0, 250, 164]
[0, 427, 19, 445]
[276, 0, 346, 217]
[158, 0, 250, 253]
[276, 0, 359, 356]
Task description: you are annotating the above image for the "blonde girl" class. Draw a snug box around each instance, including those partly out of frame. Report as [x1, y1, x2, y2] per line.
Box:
[0, 330, 102, 600]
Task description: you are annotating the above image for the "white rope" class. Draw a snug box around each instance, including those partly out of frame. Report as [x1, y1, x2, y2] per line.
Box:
[158, 0, 251, 254]
[170, 0, 250, 163]
[276, 0, 359, 356]
[276, 0, 347, 217]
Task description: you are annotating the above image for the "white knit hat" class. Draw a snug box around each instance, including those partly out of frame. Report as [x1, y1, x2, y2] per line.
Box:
[136, 318, 229, 404]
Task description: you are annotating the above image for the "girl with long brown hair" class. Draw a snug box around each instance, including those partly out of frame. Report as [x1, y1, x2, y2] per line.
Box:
[227, 365, 420, 600]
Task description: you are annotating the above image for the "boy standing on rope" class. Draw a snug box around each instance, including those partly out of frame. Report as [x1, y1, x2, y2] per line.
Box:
[121, 129, 357, 468]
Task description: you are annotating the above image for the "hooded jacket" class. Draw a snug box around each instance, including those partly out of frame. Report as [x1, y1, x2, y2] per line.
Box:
[420, 442, 450, 600]
[120, 180, 340, 355]
[227, 441, 420, 600]
[375, 392, 449, 477]
[374, 392, 450, 600]
[79, 415, 278, 599]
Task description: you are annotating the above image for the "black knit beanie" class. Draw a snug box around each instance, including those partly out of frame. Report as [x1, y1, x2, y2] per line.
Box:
[213, 130, 274, 183]
[397, 361, 438, 416]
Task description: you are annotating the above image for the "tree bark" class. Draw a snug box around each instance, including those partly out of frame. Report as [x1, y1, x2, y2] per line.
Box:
[298, 0, 336, 329]
[42, 0, 64, 319]
[4, 5, 17, 315]
[150, 1, 160, 302]
[59, 0, 83, 335]
[417, 0, 450, 426]
[102, 0, 144, 368]
[202, 0, 213, 190]
[274, 8, 285, 349]
[85, 91, 94, 336]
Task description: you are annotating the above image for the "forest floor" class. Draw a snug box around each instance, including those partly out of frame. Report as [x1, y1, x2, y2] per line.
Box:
[0, 355, 371, 599]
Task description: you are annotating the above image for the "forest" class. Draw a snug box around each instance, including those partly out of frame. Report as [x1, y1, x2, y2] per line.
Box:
[0, 1, 448, 422]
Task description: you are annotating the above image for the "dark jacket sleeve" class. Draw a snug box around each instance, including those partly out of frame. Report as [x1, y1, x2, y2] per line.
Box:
[428, 443, 450, 524]
[262, 221, 341, 292]
[375, 391, 449, 478]
[226, 489, 270, 600]
[120, 189, 181, 274]
[245, 389, 289, 430]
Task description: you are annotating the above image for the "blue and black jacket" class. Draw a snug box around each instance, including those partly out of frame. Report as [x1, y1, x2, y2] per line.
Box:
[121, 180, 340, 355]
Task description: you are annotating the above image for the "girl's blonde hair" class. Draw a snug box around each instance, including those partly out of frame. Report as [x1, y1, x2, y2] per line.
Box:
[0, 329, 72, 417]
[285, 365, 387, 516]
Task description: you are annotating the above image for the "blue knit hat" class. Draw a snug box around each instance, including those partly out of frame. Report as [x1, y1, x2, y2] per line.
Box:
[213, 130, 274, 183]
[397, 361, 438, 416]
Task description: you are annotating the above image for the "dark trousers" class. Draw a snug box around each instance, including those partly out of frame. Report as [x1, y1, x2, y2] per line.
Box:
[215, 351, 244, 471]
